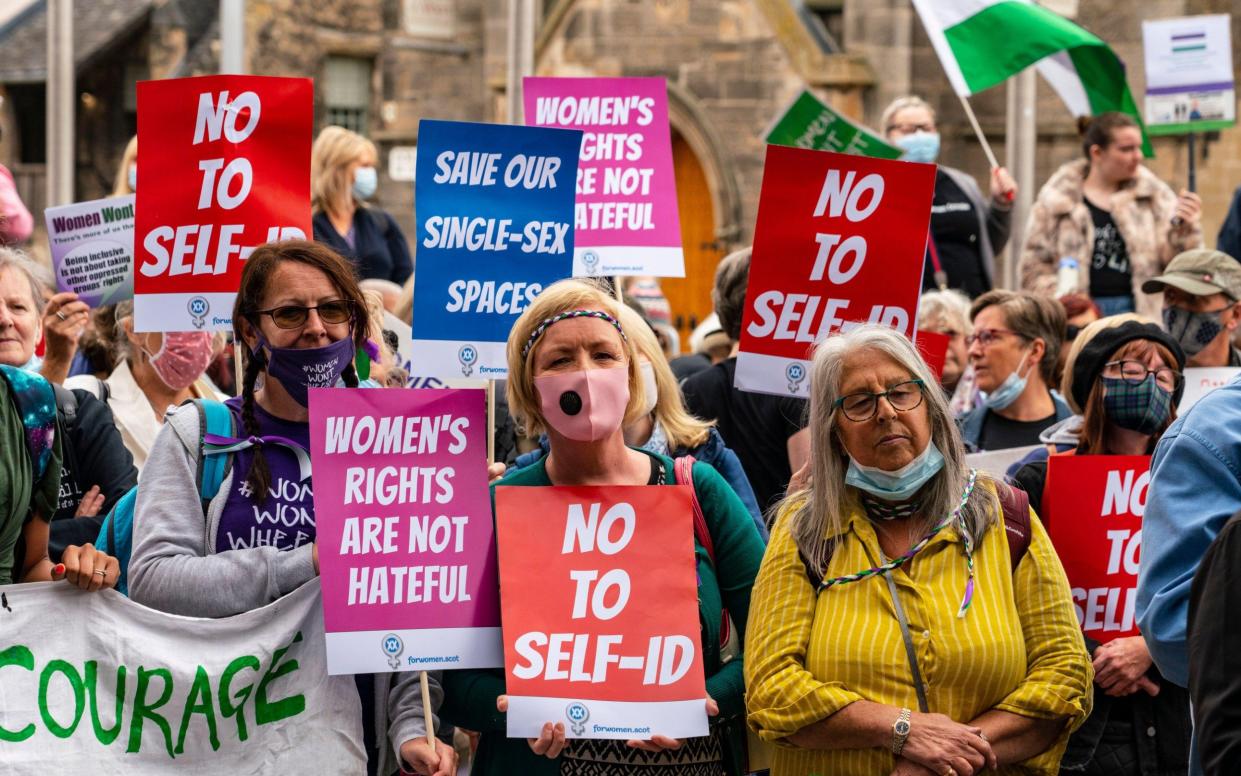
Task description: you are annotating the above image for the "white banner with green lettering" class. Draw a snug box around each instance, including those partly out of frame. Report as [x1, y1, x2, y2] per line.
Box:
[0, 580, 366, 773]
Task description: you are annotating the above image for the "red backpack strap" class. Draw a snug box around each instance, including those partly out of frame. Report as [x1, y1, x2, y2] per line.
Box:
[997, 483, 1032, 571]
[675, 455, 715, 565]
[675, 455, 730, 648]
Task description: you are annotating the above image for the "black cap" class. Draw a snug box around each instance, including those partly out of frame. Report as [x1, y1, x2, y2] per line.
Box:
[1069, 319, 1186, 411]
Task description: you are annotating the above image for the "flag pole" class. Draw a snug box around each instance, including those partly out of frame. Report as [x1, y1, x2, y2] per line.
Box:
[955, 93, 1001, 170]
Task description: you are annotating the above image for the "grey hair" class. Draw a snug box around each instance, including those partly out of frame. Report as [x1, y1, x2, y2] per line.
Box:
[112, 299, 136, 361]
[917, 289, 973, 335]
[0, 247, 48, 313]
[880, 96, 937, 134]
[784, 324, 998, 577]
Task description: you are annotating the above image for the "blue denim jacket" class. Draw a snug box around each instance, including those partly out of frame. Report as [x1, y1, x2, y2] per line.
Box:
[1137, 375, 1241, 775]
[511, 426, 768, 541]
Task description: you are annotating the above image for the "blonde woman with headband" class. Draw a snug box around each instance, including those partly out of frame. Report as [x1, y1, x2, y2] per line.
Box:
[311, 125, 412, 284]
[440, 278, 765, 776]
[510, 303, 767, 537]
[745, 324, 1091, 776]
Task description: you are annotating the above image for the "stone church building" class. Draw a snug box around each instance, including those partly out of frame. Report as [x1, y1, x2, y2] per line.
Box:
[0, 0, 1236, 345]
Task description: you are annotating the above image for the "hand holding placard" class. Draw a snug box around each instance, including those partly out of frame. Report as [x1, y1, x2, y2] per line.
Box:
[495, 485, 708, 740]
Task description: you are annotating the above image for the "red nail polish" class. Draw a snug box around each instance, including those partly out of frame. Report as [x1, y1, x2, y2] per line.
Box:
[53, 563, 65, 577]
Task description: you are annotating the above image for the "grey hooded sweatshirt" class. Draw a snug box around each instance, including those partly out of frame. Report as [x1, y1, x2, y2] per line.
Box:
[128, 401, 439, 776]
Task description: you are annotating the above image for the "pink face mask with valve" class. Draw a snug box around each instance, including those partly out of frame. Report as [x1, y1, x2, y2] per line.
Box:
[535, 366, 630, 442]
[145, 331, 214, 391]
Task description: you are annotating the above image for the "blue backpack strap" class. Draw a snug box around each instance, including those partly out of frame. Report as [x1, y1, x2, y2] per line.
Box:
[194, 398, 235, 501]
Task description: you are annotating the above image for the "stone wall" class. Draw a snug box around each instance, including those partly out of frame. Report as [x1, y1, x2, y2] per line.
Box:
[535, 0, 872, 248]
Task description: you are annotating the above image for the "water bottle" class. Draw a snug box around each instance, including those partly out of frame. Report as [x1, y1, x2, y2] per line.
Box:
[1056, 257, 1079, 297]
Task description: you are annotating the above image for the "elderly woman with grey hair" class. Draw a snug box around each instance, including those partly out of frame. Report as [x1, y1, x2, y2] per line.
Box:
[744, 324, 1092, 776]
[883, 96, 1016, 299]
[917, 289, 980, 416]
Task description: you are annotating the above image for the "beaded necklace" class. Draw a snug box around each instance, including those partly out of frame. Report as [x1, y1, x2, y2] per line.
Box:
[821, 468, 979, 618]
[859, 492, 921, 521]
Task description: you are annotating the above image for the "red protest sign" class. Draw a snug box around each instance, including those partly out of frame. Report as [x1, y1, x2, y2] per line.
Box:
[494, 485, 707, 740]
[134, 75, 312, 332]
[1044, 455, 1150, 644]
[736, 146, 935, 397]
[915, 329, 950, 380]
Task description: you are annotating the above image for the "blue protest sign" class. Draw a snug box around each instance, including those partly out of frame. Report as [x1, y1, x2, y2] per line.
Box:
[411, 119, 581, 379]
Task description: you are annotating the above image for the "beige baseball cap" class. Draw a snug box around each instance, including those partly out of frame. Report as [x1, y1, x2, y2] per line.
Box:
[1141, 249, 1241, 300]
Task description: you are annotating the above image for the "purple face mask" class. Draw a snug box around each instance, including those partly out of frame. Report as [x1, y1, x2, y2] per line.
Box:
[254, 331, 355, 406]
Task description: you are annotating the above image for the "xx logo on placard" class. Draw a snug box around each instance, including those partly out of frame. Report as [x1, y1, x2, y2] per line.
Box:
[382, 632, 405, 670]
[458, 344, 479, 377]
[582, 250, 600, 276]
[565, 701, 590, 735]
[188, 296, 210, 329]
[786, 362, 806, 393]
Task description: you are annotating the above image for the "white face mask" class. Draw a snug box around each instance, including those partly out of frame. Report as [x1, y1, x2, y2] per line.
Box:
[639, 360, 658, 416]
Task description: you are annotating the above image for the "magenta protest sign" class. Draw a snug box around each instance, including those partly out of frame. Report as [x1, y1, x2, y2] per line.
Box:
[308, 387, 502, 674]
[524, 76, 684, 278]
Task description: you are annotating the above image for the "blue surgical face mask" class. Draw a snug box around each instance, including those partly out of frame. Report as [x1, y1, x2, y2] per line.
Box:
[896, 131, 940, 164]
[352, 166, 378, 200]
[127, 164, 137, 191]
[984, 350, 1034, 410]
[845, 441, 945, 502]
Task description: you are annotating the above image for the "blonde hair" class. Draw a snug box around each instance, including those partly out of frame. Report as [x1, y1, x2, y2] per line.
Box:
[311, 126, 377, 214]
[880, 96, 936, 134]
[112, 135, 137, 196]
[783, 325, 998, 576]
[614, 304, 711, 450]
[506, 279, 648, 438]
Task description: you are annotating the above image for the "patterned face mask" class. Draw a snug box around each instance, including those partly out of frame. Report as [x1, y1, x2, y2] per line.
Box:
[1102, 376, 1172, 435]
[1162, 305, 1227, 357]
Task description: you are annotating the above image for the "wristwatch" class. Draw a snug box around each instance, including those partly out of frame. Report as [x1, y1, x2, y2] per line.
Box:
[891, 707, 912, 756]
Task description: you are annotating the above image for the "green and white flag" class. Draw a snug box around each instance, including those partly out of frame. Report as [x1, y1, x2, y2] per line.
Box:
[765, 90, 902, 159]
[912, 0, 1153, 156]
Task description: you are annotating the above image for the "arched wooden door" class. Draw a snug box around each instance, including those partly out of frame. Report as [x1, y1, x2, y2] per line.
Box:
[660, 131, 724, 353]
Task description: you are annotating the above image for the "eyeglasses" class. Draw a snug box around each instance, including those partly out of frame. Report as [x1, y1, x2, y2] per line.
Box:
[1102, 360, 1183, 392]
[834, 379, 926, 422]
[965, 328, 1023, 348]
[249, 300, 355, 329]
[887, 123, 935, 134]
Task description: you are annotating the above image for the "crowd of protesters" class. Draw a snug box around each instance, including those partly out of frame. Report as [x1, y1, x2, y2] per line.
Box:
[2, 105, 1241, 776]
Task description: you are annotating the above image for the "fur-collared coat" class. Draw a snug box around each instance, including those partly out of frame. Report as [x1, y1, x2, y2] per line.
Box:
[1019, 159, 1202, 319]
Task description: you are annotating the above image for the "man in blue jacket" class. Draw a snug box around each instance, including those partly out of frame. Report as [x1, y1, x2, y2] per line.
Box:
[1137, 373, 1241, 775]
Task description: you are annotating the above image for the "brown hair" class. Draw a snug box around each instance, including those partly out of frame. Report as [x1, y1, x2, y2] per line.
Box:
[1078, 338, 1179, 455]
[232, 240, 370, 499]
[712, 247, 751, 342]
[1080, 112, 1139, 159]
[970, 289, 1066, 384]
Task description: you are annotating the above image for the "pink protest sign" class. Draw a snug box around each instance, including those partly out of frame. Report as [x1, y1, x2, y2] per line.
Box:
[308, 387, 502, 674]
[524, 76, 685, 278]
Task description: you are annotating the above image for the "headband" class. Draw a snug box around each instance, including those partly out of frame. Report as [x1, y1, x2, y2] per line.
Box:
[522, 309, 626, 359]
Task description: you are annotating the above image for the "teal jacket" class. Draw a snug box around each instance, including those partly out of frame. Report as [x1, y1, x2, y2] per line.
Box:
[440, 449, 765, 776]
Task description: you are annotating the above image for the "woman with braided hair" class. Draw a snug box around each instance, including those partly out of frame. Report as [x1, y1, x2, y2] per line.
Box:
[744, 324, 1092, 776]
[127, 240, 455, 776]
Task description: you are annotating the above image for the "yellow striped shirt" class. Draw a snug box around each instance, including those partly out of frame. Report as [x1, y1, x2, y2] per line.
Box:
[744, 485, 1092, 775]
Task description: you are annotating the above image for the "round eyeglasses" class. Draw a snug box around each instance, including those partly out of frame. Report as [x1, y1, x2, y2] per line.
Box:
[833, 379, 926, 422]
